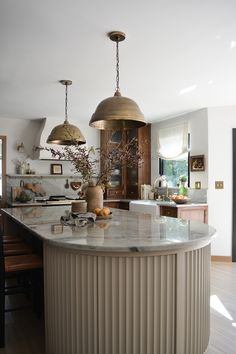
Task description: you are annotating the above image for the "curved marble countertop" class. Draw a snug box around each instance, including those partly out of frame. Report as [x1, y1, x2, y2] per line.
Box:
[2, 206, 216, 253]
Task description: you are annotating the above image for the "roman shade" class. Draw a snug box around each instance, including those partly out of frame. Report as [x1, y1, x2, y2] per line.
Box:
[157, 122, 189, 160]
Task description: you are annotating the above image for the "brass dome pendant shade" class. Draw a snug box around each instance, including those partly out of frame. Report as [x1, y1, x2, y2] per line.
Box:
[89, 31, 147, 130]
[47, 80, 86, 145]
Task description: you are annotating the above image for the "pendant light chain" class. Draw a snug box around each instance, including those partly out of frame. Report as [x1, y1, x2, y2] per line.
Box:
[116, 40, 120, 92]
[65, 83, 68, 122]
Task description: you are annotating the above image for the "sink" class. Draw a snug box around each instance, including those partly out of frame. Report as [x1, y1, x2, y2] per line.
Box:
[156, 201, 176, 206]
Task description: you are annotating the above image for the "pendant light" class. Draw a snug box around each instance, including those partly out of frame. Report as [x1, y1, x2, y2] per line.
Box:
[47, 80, 86, 145]
[89, 31, 147, 130]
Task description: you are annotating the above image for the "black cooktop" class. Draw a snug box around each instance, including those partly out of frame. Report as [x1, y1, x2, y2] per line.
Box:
[35, 195, 81, 202]
[49, 195, 81, 201]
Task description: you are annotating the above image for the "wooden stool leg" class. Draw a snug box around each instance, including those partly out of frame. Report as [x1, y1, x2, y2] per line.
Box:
[31, 269, 44, 319]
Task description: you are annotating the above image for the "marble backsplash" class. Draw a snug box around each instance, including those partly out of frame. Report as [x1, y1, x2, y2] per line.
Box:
[7, 175, 83, 203]
[7, 176, 207, 204]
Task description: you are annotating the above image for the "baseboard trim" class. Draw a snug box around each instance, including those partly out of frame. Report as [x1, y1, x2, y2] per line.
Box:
[211, 256, 232, 262]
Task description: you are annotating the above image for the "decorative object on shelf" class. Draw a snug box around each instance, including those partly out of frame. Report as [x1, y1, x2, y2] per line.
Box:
[89, 31, 147, 130]
[50, 163, 63, 175]
[70, 181, 81, 190]
[14, 159, 27, 174]
[178, 175, 188, 196]
[65, 179, 69, 189]
[190, 155, 205, 172]
[16, 142, 25, 153]
[47, 80, 86, 146]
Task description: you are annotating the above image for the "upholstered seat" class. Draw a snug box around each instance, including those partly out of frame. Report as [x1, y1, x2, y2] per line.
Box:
[2, 235, 23, 244]
[4, 254, 43, 273]
[3, 243, 34, 256]
[0, 236, 43, 348]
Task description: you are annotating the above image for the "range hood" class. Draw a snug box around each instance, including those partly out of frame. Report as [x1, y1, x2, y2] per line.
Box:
[32, 117, 68, 160]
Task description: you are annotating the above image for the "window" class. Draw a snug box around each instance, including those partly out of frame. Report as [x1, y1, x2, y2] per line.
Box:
[159, 152, 189, 187]
[157, 121, 190, 187]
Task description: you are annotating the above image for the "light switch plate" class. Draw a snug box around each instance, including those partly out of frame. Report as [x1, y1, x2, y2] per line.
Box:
[215, 181, 224, 189]
[195, 181, 201, 189]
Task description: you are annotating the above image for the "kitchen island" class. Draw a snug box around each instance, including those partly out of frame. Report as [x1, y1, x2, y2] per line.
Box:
[2, 206, 216, 354]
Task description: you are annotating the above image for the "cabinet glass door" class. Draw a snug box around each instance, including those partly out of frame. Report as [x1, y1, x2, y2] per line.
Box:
[126, 129, 138, 198]
[110, 130, 122, 144]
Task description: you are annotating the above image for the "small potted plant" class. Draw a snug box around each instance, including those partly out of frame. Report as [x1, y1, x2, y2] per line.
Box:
[178, 175, 188, 196]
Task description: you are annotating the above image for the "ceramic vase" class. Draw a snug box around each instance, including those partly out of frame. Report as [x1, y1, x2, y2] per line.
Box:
[85, 185, 103, 212]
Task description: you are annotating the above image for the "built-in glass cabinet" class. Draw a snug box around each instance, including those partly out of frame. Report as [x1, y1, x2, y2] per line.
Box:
[100, 125, 151, 199]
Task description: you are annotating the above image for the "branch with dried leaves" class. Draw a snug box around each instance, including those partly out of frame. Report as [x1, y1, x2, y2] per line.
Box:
[45, 138, 143, 186]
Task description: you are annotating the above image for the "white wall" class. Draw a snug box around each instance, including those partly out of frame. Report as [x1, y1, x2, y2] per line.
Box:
[207, 106, 236, 257]
[0, 117, 100, 174]
[151, 109, 208, 188]
[189, 109, 208, 189]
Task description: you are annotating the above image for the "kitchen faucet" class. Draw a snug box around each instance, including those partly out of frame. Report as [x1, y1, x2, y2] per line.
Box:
[153, 176, 170, 200]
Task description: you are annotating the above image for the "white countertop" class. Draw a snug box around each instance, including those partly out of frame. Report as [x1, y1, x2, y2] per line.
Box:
[130, 200, 208, 208]
[2, 206, 215, 253]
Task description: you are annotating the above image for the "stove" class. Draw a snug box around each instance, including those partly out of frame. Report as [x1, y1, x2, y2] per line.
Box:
[35, 195, 81, 204]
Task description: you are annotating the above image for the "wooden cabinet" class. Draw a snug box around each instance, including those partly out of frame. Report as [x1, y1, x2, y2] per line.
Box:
[160, 205, 208, 224]
[104, 201, 130, 210]
[100, 125, 151, 199]
[178, 206, 208, 223]
[160, 206, 178, 218]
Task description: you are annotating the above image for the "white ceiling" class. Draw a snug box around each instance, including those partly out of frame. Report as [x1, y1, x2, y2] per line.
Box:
[1, 0, 236, 124]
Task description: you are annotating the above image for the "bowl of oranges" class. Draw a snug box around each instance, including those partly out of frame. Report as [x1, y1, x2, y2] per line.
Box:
[94, 207, 112, 219]
[171, 195, 190, 204]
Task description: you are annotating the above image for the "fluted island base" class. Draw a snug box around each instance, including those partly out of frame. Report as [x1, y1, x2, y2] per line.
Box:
[44, 244, 210, 354]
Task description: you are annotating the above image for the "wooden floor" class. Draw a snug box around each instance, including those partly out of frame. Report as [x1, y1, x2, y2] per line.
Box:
[206, 262, 236, 354]
[0, 262, 236, 354]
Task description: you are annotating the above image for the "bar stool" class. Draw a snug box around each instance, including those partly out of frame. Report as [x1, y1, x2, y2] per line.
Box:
[3, 242, 34, 256]
[2, 235, 23, 244]
[0, 248, 43, 347]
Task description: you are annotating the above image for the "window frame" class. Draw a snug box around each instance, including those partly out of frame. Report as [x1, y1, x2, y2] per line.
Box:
[159, 151, 190, 188]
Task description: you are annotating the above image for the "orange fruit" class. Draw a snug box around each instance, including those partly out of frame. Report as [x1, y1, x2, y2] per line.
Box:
[94, 207, 101, 216]
[102, 207, 110, 216]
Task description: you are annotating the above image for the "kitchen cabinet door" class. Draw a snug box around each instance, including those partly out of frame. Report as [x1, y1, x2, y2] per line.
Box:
[101, 125, 151, 200]
[178, 206, 208, 224]
[160, 206, 178, 218]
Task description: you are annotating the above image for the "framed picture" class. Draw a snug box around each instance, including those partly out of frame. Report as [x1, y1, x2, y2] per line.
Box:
[190, 155, 205, 172]
[50, 163, 63, 175]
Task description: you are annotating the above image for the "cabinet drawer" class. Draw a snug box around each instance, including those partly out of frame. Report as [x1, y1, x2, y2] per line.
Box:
[126, 185, 138, 199]
[160, 206, 177, 218]
[119, 201, 130, 210]
[104, 201, 120, 209]
[106, 188, 124, 198]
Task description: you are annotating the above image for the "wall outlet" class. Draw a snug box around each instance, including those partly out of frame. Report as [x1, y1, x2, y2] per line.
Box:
[215, 181, 224, 189]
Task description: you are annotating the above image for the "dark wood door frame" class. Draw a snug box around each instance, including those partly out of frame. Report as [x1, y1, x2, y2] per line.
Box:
[232, 129, 236, 261]
[0, 136, 7, 208]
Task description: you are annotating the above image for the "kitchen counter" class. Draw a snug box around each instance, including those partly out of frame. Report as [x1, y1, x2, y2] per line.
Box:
[2, 206, 215, 354]
[2, 205, 214, 252]
[130, 199, 207, 207]
[8, 198, 133, 207]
